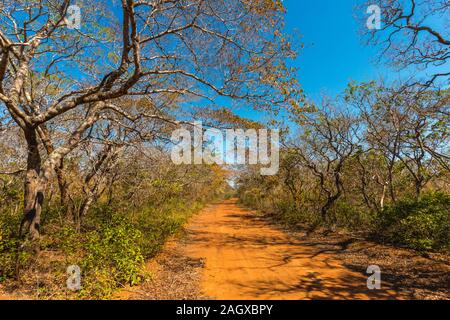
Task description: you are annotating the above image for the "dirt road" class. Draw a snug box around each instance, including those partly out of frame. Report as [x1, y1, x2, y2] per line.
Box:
[179, 199, 400, 300]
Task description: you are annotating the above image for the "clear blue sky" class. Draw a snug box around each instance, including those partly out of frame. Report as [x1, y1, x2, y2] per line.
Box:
[283, 0, 382, 100]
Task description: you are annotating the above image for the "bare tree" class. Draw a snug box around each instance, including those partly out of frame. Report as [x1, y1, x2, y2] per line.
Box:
[360, 0, 449, 87]
[291, 102, 361, 224]
[0, 0, 300, 243]
[349, 81, 449, 199]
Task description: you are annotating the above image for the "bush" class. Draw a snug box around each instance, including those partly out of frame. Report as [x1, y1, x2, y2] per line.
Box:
[0, 197, 205, 298]
[76, 217, 144, 298]
[137, 200, 203, 258]
[52, 200, 203, 298]
[376, 192, 450, 252]
[274, 200, 316, 226]
[54, 213, 145, 299]
[333, 201, 372, 231]
[0, 211, 30, 282]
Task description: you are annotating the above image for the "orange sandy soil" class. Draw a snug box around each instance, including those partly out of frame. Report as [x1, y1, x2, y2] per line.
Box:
[117, 199, 450, 300]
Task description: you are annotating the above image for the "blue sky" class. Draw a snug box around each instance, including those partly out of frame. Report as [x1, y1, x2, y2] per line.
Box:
[279, 1, 447, 101]
[283, 0, 382, 100]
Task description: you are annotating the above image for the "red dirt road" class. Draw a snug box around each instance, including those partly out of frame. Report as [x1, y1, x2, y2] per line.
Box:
[182, 199, 401, 300]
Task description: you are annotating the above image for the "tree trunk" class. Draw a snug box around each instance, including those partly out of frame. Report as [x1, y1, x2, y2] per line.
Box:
[380, 183, 386, 210]
[37, 126, 69, 207]
[387, 168, 396, 203]
[76, 195, 95, 230]
[321, 193, 340, 223]
[55, 160, 68, 206]
[415, 178, 423, 198]
[20, 129, 43, 243]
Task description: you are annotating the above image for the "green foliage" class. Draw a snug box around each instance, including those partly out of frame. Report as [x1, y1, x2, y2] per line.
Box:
[0, 210, 29, 282]
[274, 200, 313, 226]
[0, 192, 207, 298]
[65, 214, 145, 299]
[50, 200, 204, 299]
[54, 225, 123, 299]
[333, 201, 371, 231]
[137, 201, 203, 258]
[83, 214, 144, 286]
[377, 193, 450, 252]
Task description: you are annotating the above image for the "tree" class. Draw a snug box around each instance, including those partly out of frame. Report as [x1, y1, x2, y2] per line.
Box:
[290, 101, 361, 224]
[348, 82, 449, 199]
[0, 0, 300, 242]
[360, 0, 449, 87]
